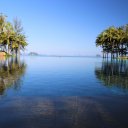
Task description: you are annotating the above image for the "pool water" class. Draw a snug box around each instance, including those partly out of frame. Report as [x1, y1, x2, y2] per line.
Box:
[0, 56, 128, 128]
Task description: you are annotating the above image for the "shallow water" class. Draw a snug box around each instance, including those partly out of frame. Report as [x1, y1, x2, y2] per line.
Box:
[0, 56, 128, 128]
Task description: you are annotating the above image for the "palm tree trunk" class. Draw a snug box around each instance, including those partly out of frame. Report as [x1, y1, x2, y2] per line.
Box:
[8, 45, 9, 55]
[18, 45, 20, 57]
[7, 39, 10, 55]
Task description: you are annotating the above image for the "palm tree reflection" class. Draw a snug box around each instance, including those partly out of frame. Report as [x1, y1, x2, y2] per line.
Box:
[95, 60, 128, 89]
[0, 57, 26, 95]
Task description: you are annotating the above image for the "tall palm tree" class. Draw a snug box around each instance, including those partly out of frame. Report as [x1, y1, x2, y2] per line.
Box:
[11, 34, 27, 56]
[96, 25, 128, 59]
[0, 14, 7, 52]
[96, 31, 108, 58]
[4, 22, 15, 54]
[12, 18, 28, 56]
[0, 13, 28, 56]
[0, 13, 6, 33]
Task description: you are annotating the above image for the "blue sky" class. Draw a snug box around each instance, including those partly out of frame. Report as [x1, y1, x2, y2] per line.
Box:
[0, 0, 128, 55]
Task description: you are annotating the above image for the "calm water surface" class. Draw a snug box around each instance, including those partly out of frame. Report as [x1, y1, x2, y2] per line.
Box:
[0, 56, 128, 128]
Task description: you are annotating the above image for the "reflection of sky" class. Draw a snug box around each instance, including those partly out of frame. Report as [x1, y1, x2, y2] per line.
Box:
[4, 57, 128, 97]
[1, 57, 128, 127]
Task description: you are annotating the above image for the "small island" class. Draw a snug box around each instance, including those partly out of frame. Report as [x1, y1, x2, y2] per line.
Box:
[96, 54, 101, 57]
[28, 52, 39, 56]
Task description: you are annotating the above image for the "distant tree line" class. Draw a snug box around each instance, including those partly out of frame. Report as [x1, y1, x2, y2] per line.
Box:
[0, 13, 28, 56]
[96, 25, 128, 59]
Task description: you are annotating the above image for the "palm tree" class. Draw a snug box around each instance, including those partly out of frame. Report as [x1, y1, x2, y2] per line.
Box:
[12, 18, 28, 56]
[120, 25, 128, 56]
[0, 13, 7, 52]
[4, 22, 15, 54]
[96, 25, 128, 59]
[96, 27, 117, 58]
[96, 31, 108, 58]
[11, 34, 27, 56]
[0, 13, 28, 56]
[0, 13, 6, 33]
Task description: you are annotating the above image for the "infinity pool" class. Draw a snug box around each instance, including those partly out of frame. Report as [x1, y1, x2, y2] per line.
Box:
[0, 57, 128, 128]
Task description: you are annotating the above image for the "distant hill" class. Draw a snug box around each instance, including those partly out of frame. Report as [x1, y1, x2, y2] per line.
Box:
[28, 52, 39, 56]
[96, 54, 101, 57]
[27, 52, 99, 57]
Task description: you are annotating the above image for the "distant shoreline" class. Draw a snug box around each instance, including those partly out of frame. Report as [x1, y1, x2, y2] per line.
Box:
[27, 52, 102, 58]
[24, 54, 102, 58]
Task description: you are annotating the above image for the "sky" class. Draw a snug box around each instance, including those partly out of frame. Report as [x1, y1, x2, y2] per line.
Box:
[0, 0, 128, 56]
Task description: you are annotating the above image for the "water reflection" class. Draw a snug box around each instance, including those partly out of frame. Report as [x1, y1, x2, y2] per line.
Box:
[0, 57, 128, 128]
[95, 59, 128, 89]
[0, 57, 26, 95]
